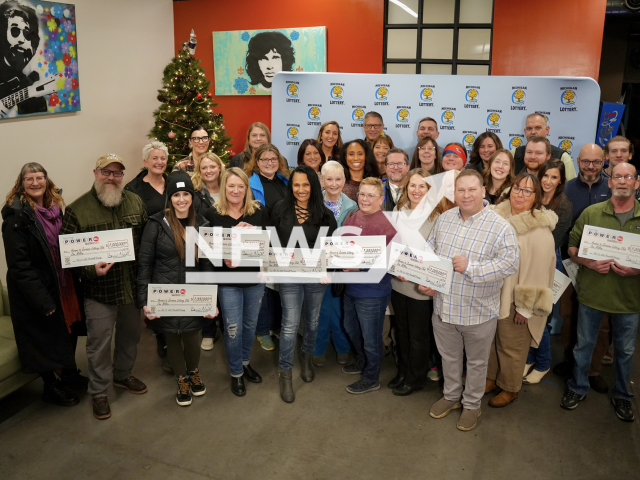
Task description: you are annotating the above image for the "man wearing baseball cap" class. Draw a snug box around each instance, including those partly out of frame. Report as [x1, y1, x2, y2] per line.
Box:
[60, 154, 148, 420]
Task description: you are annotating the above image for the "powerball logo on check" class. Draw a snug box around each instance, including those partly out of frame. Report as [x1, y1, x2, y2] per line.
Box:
[64, 236, 99, 244]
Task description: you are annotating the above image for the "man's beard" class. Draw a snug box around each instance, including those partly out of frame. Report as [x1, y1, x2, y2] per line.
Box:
[95, 179, 124, 207]
[613, 187, 633, 198]
[580, 169, 599, 183]
[6, 45, 34, 71]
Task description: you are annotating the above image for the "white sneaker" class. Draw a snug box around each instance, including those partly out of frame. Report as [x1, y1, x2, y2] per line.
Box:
[201, 338, 214, 351]
[523, 363, 534, 378]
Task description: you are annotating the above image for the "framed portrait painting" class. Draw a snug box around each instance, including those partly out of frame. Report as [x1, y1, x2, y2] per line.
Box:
[0, 0, 80, 120]
[213, 26, 326, 96]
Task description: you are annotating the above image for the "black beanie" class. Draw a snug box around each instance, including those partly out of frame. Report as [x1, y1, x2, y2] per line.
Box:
[166, 171, 195, 199]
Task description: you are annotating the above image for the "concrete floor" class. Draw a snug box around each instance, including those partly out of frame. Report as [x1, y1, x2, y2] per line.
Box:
[1, 330, 639, 480]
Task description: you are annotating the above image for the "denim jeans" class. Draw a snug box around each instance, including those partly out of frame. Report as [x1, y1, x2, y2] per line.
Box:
[218, 284, 265, 377]
[568, 302, 639, 400]
[526, 325, 551, 372]
[313, 287, 351, 356]
[343, 293, 390, 383]
[255, 287, 281, 337]
[278, 283, 328, 370]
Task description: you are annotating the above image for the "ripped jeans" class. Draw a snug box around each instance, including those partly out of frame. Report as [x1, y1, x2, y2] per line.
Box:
[218, 284, 266, 377]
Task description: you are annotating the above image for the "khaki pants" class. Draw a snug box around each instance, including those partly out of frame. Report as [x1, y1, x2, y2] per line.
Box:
[560, 283, 610, 376]
[487, 305, 531, 393]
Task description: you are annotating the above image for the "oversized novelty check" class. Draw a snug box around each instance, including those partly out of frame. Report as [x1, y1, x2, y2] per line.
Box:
[198, 227, 270, 261]
[263, 248, 326, 278]
[387, 242, 454, 294]
[320, 235, 387, 269]
[59, 228, 135, 268]
[577, 225, 640, 268]
[562, 258, 579, 292]
[147, 284, 218, 316]
[552, 270, 572, 304]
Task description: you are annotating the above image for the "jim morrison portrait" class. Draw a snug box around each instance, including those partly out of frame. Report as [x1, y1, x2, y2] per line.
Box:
[245, 31, 295, 92]
[213, 26, 326, 96]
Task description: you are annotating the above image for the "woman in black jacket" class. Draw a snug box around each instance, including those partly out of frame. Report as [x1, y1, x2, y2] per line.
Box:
[2, 163, 86, 407]
[270, 165, 337, 403]
[137, 172, 216, 407]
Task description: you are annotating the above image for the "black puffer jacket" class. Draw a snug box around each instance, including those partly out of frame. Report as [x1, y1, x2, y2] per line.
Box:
[136, 210, 213, 333]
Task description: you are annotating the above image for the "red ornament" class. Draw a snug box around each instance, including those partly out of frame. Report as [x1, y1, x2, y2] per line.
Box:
[168, 131, 176, 139]
[196, 93, 202, 100]
[207, 92, 212, 98]
[221, 125, 226, 130]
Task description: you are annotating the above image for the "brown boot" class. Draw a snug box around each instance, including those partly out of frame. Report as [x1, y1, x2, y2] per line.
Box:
[489, 390, 518, 408]
[485, 378, 498, 394]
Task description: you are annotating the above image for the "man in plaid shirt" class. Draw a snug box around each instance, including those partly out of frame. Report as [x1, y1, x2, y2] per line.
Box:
[61, 154, 148, 420]
[419, 170, 519, 431]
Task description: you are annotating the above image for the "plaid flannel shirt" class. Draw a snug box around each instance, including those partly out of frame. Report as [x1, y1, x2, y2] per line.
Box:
[426, 204, 519, 325]
[172, 155, 195, 176]
[60, 187, 147, 305]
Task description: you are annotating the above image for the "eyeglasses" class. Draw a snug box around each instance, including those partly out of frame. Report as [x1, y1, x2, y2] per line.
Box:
[418, 146, 436, 152]
[190, 136, 209, 143]
[98, 168, 125, 178]
[358, 193, 381, 199]
[612, 174, 638, 181]
[23, 176, 46, 184]
[386, 162, 407, 168]
[364, 124, 382, 129]
[579, 159, 603, 167]
[258, 158, 279, 164]
[512, 186, 535, 197]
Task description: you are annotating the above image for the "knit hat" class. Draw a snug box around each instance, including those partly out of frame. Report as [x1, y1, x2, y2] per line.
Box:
[166, 171, 195, 199]
[442, 144, 468, 165]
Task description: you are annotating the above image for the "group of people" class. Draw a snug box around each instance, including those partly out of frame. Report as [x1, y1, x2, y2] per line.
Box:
[2, 111, 638, 431]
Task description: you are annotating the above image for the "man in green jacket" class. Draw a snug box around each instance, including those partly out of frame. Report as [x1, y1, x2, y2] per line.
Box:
[61, 154, 148, 420]
[561, 162, 640, 422]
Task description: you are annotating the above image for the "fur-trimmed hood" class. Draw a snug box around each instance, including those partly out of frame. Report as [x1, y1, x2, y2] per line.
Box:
[491, 200, 558, 235]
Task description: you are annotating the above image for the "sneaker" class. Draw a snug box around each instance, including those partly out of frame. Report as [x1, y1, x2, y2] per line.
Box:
[560, 389, 586, 410]
[188, 369, 206, 396]
[346, 379, 380, 395]
[612, 397, 635, 422]
[257, 334, 275, 351]
[457, 408, 481, 432]
[427, 367, 441, 382]
[602, 351, 614, 366]
[42, 380, 80, 407]
[176, 376, 192, 406]
[201, 337, 214, 351]
[429, 397, 462, 419]
[113, 375, 148, 394]
[342, 361, 363, 375]
[92, 395, 111, 419]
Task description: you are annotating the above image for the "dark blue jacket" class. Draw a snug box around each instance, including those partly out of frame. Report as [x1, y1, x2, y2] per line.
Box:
[564, 174, 611, 224]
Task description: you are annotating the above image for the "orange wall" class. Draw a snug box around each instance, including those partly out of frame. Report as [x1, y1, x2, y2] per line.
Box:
[173, 0, 607, 151]
[492, 0, 606, 80]
[173, 0, 384, 154]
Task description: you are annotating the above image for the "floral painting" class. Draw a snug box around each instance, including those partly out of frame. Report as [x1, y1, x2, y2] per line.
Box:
[0, 0, 80, 120]
[212, 26, 326, 96]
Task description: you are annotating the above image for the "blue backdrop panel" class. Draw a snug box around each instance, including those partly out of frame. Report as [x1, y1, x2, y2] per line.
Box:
[271, 73, 601, 168]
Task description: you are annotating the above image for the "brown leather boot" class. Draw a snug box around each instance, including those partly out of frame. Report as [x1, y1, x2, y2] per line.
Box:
[489, 390, 519, 408]
[485, 378, 498, 394]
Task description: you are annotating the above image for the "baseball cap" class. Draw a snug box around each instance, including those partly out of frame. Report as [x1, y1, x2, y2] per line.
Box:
[96, 153, 125, 170]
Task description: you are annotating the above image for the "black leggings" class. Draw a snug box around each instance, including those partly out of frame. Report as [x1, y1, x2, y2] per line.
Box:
[165, 331, 202, 376]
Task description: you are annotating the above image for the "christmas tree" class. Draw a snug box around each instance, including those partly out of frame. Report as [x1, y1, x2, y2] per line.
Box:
[150, 31, 232, 170]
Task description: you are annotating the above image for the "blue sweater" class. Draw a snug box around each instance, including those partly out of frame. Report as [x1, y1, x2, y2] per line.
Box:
[564, 174, 611, 223]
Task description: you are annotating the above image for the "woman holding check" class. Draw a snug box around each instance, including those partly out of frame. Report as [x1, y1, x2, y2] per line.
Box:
[271, 165, 337, 403]
[205, 168, 271, 397]
[137, 172, 217, 407]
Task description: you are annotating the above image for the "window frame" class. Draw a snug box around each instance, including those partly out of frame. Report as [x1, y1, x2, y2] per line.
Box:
[383, 0, 494, 75]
